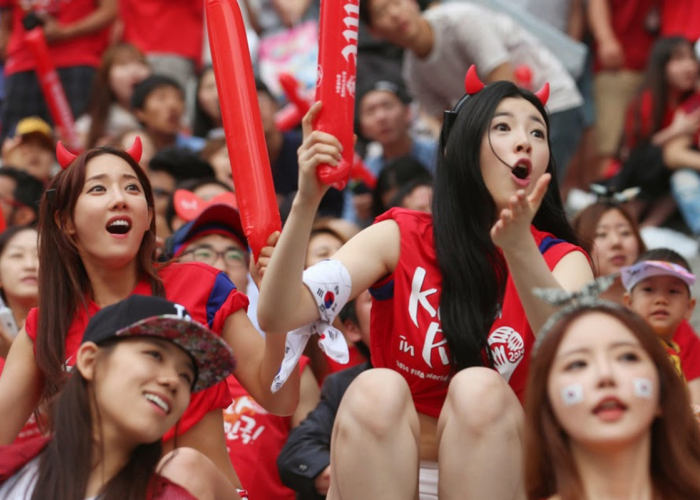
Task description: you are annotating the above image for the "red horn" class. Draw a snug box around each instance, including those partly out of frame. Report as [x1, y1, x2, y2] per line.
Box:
[535, 82, 550, 107]
[464, 65, 485, 95]
[56, 141, 77, 170]
[126, 136, 143, 164]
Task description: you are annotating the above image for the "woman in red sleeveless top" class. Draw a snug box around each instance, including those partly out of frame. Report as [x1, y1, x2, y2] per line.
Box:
[258, 71, 594, 499]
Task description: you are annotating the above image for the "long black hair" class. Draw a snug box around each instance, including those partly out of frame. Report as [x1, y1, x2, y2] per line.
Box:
[627, 36, 695, 150]
[433, 80, 578, 371]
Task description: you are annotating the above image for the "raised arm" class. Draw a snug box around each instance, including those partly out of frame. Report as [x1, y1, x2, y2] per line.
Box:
[0, 328, 44, 444]
[491, 174, 594, 335]
[257, 102, 399, 334]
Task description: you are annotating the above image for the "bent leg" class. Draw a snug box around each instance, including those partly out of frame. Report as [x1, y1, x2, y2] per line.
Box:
[159, 447, 241, 500]
[327, 368, 420, 500]
[437, 368, 525, 500]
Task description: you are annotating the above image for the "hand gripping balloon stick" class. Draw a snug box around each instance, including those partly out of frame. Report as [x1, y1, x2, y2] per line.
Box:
[278, 71, 376, 188]
[314, 0, 360, 190]
[206, 0, 281, 260]
[24, 28, 81, 152]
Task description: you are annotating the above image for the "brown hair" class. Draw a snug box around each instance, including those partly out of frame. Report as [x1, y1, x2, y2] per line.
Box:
[36, 147, 164, 411]
[84, 43, 148, 149]
[524, 305, 700, 500]
[572, 203, 646, 275]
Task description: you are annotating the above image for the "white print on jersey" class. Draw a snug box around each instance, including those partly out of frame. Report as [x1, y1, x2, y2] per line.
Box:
[406, 267, 449, 369]
[488, 326, 525, 382]
[409, 267, 437, 327]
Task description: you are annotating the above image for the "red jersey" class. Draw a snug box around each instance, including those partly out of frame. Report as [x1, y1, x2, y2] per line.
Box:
[369, 209, 583, 418]
[326, 344, 368, 377]
[674, 320, 700, 382]
[0, 0, 110, 75]
[25, 262, 248, 441]
[120, 0, 204, 67]
[593, 0, 656, 72]
[623, 91, 700, 150]
[223, 356, 311, 500]
[661, 0, 700, 42]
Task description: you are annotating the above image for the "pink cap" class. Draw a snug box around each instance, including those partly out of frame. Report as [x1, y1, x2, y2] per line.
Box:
[621, 260, 696, 292]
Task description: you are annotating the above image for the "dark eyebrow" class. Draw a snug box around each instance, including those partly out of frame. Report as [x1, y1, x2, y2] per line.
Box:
[492, 111, 545, 128]
[85, 173, 140, 182]
[557, 341, 641, 359]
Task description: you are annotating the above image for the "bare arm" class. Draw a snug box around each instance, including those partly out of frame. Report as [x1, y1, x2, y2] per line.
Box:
[486, 62, 515, 84]
[291, 365, 320, 427]
[664, 134, 700, 171]
[161, 420, 242, 499]
[0, 9, 12, 61]
[0, 328, 44, 444]
[222, 309, 300, 415]
[492, 176, 594, 336]
[567, 0, 585, 41]
[42, 0, 118, 43]
[587, 0, 624, 70]
[257, 102, 399, 334]
[652, 108, 700, 147]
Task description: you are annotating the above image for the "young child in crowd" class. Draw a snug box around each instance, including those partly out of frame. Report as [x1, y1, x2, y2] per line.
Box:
[622, 249, 697, 380]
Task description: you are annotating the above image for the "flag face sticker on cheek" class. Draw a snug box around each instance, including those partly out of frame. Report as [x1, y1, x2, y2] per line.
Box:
[634, 378, 654, 399]
[562, 384, 584, 406]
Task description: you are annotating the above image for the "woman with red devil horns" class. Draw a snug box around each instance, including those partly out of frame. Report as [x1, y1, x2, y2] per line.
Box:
[0, 138, 300, 489]
[258, 67, 593, 499]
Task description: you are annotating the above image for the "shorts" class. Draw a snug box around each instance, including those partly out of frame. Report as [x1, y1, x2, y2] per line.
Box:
[593, 70, 644, 156]
[419, 460, 438, 500]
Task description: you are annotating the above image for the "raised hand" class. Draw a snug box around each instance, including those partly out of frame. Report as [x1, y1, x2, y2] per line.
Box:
[490, 173, 551, 251]
[251, 231, 281, 289]
[297, 102, 343, 204]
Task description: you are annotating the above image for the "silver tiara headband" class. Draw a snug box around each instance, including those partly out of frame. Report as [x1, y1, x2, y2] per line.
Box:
[590, 184, 641, 205]
[532, 274, 623, 353]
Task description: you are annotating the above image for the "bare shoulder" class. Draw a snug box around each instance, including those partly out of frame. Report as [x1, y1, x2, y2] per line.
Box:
[332, 219, 401, 294]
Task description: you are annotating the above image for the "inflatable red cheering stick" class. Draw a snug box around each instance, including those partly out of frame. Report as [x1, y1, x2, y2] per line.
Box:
[206, 0, 281, 260]
[23, 17, 81, 152]
[314, 0, 360, 190]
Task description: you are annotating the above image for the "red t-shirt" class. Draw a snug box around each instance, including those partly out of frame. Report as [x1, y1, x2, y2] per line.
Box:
[120, 0, 204, 67]
[369, 209, 583, 418]
[623, 90, 700, 150]
[326, 344, 368, 376]
[593, 0, 656, 72]
[661, 0, 700, 42]
[25, 262, 248, 441]
[224, 356, 311, 500]
[0, 0, 110, 75]
[674, 320, 700, 382]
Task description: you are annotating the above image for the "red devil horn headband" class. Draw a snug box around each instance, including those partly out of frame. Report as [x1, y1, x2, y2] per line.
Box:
[463, 65, 550, 106]
[56, 136, 144, 170]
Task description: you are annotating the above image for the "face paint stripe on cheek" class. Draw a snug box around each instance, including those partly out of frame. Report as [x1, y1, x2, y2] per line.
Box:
[562, 384, 584, 406]
[634, 378, 654, 399]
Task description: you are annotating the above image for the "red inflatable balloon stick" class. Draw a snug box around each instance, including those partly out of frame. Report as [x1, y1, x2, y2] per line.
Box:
[279, 73, 311, 116]
[24, 28, 81, 152]
[274, 103, 304, 132]
[314, 0, 360, 190]
[274, 73, 311, 132]
[206, 0, 281, 260]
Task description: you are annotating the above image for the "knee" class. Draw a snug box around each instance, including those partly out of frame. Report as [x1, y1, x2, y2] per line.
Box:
[442, 368, 517, 434]
[336, 368, 416, 438]
[159, 448, 226, 500]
